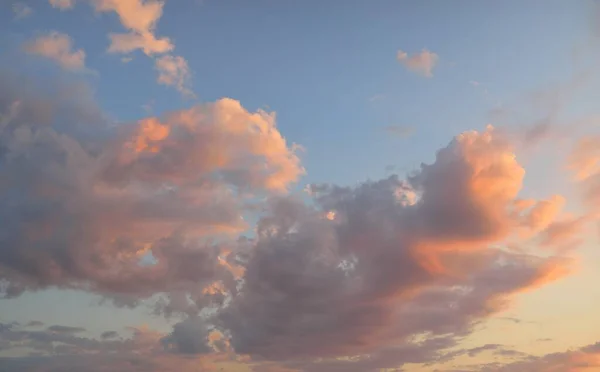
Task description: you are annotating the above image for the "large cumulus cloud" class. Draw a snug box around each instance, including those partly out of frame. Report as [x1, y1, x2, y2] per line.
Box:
[166, 127, 573, 370]
[0, 74, 302, 303]
[0, 73, 578, 370]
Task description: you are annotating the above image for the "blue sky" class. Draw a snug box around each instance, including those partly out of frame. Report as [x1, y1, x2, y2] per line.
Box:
[2, 1, 600, 371]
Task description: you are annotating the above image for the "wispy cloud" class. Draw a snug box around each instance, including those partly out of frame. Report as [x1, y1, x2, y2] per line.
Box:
[49, 0, 76, 10]
[382, 124, 415, 138]
[155, 55, 194, 98]
[23, 31, 86, 71]
[12, 2, 33, 20]
[397, 48, 439, 77]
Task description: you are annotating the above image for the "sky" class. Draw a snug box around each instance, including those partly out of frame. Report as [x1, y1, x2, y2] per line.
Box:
[1, 1, 600, 371]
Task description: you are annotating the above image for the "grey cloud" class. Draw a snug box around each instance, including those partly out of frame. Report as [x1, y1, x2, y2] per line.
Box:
[46, 325, 86, 334]
[101, 331, 119, 339]
[0, 71, 299, 307]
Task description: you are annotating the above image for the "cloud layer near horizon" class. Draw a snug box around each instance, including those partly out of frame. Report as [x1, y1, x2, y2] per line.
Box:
[0, 68, 587, 371]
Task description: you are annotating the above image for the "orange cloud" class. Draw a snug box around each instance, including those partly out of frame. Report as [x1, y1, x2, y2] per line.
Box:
[130, 117, 170, 153]
[569, 135, 600, 181]
[110, 98, 304, 192]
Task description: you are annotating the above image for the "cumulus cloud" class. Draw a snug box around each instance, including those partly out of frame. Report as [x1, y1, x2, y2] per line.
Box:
[155, 55, 194, 97]
[397, 48, 439, 77]
[92, 0, 173, 56]
[23, 31, 86, 71]
[49, 0, 76, 9]
[12, 2, 33, 19]
[86, 0, 193, 96]
[183, 126, 569, 370]
[0, 74, 302, 304]
[0, 72, 579, 370]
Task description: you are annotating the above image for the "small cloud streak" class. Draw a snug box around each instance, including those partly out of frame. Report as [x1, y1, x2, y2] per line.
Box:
[382, 125, 415, 138]
[13, 2, 33, 20]
[49, 0, 76, 9]
[397, 48, 439, 77]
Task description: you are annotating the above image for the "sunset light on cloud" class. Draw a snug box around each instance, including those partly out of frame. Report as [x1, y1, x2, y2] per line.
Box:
[1, 1, 600, 371]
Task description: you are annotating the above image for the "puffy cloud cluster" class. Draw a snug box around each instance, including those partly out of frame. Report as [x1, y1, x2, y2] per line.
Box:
[0, 75, 301, 304]
[0, 73, 578, 370]
[92, 0, 174, 56]
[91, 0, 191, 96]
[196, 126, 572, 371]
[46, 0, 193, 96]
[397, 48, 439, 77]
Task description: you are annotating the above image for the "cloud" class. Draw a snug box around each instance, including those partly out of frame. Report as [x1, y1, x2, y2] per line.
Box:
[155, 55, 194, 97]
[397, 48, 439, 77]
[0, 73, 302, 305]
[108, 31, 173, 55]
[87, 0, 191, 96]
[23, 32, 86, 71]
[454, 340, 600, 371]
[49, 0, 76, 9]
[382, 125, 415, 138]
[47, 325, 87, 334]
[12, 2, 33, 19]
[570, 135, 600, 178]
[0, 322, 231, 371]
[92, 0, 174, 56]
[191, 126, 570, 369]
[0, 72, 580, 370]
[565, 135, 600, 231]
[101, 331, 119, 339]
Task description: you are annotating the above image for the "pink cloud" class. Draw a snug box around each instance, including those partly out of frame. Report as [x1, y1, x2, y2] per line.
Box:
[92, 0, 174, 56]
[108, 31, 173, 55]
[0, 73, 581, 370]
[154, 55, 194, 97]
[23, 31, 86, 71]
[49, 0, 76, 10]
[397, 48, 439, 77]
